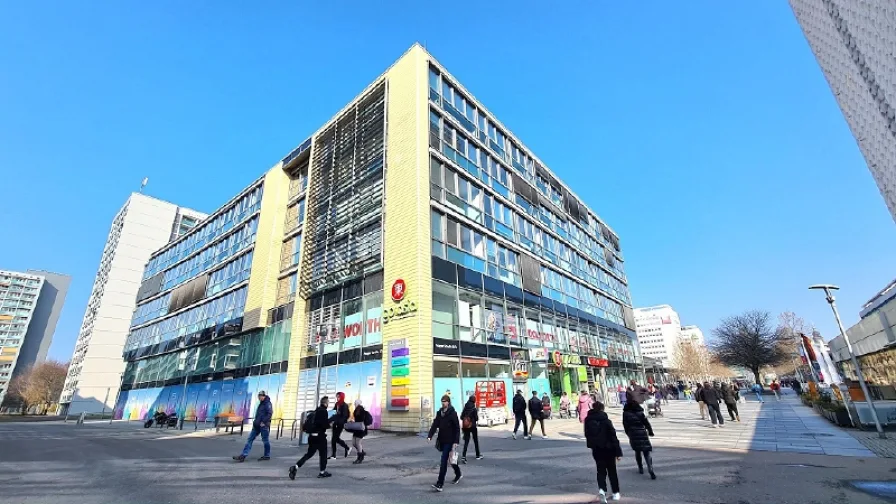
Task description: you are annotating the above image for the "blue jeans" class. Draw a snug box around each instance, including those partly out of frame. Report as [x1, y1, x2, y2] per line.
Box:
[436, 443, 460, 486]
[755, 392, 764, 403]
[241, 426, 270, 457]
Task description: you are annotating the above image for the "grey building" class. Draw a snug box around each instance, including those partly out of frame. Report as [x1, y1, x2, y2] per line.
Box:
[0, 270, 70, 407]
[789, 0, 896, 222]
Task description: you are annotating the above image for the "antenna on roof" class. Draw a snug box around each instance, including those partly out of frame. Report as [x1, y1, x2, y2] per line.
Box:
[139, 177, 149, 193]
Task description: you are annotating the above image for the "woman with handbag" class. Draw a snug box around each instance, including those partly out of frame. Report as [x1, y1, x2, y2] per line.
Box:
[460, 393, 482, 463]
[345, 400, 372, 464]
[427, 394, 462, 492]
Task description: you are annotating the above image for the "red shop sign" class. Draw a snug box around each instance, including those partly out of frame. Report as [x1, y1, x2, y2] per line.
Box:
[587, 357, 610, 367]
[391, 279, 406, 302]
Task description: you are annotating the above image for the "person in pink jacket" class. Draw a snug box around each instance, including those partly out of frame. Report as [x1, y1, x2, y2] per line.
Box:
[578, 391, 592, 423]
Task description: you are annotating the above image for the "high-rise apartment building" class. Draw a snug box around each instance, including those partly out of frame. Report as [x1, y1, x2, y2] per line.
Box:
[58, 193, 205, 415]
[111, 45, 639, 432]
[634, 305, 682, 367]
[789, 0, 896, 222]
[0, 270, 70, 406]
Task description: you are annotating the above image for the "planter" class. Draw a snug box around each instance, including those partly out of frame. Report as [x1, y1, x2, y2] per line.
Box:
[813, 403, 852, 426]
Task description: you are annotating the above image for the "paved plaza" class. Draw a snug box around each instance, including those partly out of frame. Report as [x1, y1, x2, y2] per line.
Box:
[3, 393, 896, 504]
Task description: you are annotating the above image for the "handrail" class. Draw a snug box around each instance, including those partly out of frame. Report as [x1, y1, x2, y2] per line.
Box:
[275, 418, 284, 440]
[290, 419, 299, 440]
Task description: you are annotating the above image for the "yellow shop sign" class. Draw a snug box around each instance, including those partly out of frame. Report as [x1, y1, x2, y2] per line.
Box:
[383, 300, 418, 323]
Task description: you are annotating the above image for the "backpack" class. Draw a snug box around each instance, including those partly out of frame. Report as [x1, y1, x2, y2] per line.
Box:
[462, 417, 473, 429]
[363, 411, 373, 427]
[301, 410, 317, 433]
[584, 416, 606, 449]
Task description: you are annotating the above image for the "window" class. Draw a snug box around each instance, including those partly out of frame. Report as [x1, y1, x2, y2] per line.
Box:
[432, 281, 457, 340]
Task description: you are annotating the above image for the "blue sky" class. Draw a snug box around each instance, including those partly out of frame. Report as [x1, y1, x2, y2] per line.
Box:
[1, 2, 893, 361]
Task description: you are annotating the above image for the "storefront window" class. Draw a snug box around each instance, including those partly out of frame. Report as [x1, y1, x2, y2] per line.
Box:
[434, 358, 460, 377]
[505, 302, 522, 345]
[524, 310, 542, 348]
[488, 362, 511, 378]
[484, 295, 505, 344]
[461, 359, 487, 377]
[341, 298, 363, 349]
[363, 291, 383, 346]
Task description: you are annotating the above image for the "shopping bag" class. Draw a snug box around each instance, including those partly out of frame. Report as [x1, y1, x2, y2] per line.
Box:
[450, 449, 459, 465]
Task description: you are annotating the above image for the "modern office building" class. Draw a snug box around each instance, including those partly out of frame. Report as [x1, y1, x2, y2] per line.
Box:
[0, 270, 70, 407]
[680, 325, 705, 346]
[58, 193, 205, 415]
[111, 44, 639, 432]
[634, 305, 684, 367]
[789, 0, 896, 223]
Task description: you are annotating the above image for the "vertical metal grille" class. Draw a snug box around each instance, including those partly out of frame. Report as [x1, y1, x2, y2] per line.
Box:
[299, 82, 386, 298]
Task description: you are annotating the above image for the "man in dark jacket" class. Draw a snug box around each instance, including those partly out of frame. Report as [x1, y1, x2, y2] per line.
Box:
[233, 390, 273, 462]
[622, 393, 656, 479]
[701, 381, 724, 427]
[511, 390, 530, 440]
[428, 394, 462, 491]
[584, 401, 623, 501]
[460, 394, 482, 463]
[289, 396, 332, 480]
[628, 380, 649, 404]
[528, 391, 547, 438]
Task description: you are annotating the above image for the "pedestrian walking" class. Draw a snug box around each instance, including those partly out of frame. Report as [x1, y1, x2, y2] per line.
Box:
[512, 389, 530, 439]
[684, 384, 693, 404]
[289, 396, 332, 480]
[721, 383, 740, 422]
[347, 399, 372, 464]
[584, 401, 623, 502]
[329, 391, 352, 459]
[541, 392, 552, 419]
[695, 383, 707, 420]
[460, 393, 482, 463]
[427, 394, 462, 492]
[792, 380, 803, 396]
[770, 380, 781, 401]
[617, 386, 627, 407]
[622, 392, 656, 480]
[579, 390, 593, 423]
[529, 391, 547, 438]
[751, 383, 764, 403]
[232, 390, 273, 462]
[702, 381, 724, 428]
[628, 380, 649, 404]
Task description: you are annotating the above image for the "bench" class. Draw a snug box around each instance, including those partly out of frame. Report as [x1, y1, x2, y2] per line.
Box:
[215, 415, 244, 435]
[180, 415, 198, 430]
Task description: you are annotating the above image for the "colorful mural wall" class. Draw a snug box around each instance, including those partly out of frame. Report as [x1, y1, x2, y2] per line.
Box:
[113, 372, 288, 423]
[296, 361, 383, 429]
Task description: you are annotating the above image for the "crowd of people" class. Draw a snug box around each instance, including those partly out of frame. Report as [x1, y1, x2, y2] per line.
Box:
[230, 378, 779, 501]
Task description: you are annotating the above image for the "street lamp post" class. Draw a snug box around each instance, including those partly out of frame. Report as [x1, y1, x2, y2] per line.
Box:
[809, 284, 886, 439]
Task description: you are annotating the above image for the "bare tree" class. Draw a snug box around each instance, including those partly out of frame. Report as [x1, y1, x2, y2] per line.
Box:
[712, 310, 788, 384]
[0, 374, 29, 413]
[20, 360, 68, 415]
[774, 311, 817, 379]
[672, 340, 709, 382]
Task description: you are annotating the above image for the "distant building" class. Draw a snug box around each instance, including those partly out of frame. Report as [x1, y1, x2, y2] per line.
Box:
[0, 270, 71, 407]
[58, 193, 205, 416]
[828, 278, 896, 395]
[680, 325, 705, 346]
[634, 305, 682, 367]
[789, 0, 896, 223]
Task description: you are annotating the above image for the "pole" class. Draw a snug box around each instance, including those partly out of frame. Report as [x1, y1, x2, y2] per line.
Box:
[821, 287, 886, 438]
[102, 387, 110, 419]
[109, 373, 124, 424]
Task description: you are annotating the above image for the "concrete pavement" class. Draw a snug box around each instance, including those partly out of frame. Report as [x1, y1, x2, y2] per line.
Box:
[2, 411, 896, 504]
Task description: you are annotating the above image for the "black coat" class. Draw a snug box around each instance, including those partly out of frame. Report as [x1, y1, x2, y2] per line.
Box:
[332, 402, 350, 427]
[350, 406, 371, 438]
[528, 396, 543, 419]
[512, 394, 527, 415]
[721, 387, 738, 404]
[428, 406, 461, 447]
[307, 406, 330, 436]
[622, 403, 654, 452]
[584, 409, 623, 458]
[695, 387, 705, 402]
[701, 386, 722, 404]
[460, 399, 478, 431]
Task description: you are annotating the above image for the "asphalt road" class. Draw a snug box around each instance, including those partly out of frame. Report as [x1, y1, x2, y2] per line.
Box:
[1, 421, 895, 504]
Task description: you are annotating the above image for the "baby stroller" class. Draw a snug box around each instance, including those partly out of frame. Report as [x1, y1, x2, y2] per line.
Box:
[646, 397, 663, 418]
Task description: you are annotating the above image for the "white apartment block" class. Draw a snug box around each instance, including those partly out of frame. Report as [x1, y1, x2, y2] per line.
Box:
[634, 305, 682, 367]
[680, 325, 705, 346]
[58, 193, 205, 415]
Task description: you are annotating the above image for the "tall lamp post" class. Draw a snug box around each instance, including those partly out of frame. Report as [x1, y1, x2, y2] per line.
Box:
[809, 284, 886, 439]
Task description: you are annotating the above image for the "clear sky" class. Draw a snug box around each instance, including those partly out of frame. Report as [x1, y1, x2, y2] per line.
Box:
[1, 2, 893, 362]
